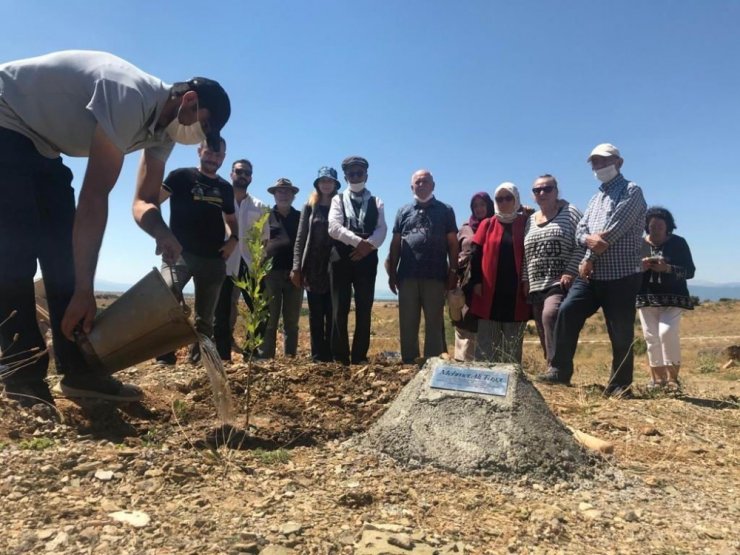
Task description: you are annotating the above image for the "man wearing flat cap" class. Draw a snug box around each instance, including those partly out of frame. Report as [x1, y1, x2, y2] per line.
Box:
[261, 178, 302, 358]
[0, 50, 231, 405]
[328, 156, 387, 365]
[539, 143, 646, 399]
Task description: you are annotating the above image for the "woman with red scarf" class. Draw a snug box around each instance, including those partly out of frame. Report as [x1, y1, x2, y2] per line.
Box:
[453, 192, 494, 360]
[469, 183, 531, 363]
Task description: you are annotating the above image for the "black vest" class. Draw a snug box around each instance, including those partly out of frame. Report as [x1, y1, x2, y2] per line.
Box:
[332, 193, 379, 260]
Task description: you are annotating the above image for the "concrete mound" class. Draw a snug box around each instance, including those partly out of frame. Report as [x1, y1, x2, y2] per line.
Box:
[359, 358, 594, 479]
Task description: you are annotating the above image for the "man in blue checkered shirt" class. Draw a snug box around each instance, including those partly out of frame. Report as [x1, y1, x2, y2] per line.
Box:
[538, 143, 646, 398]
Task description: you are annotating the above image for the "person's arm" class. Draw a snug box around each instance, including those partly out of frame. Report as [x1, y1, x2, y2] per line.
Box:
[597, 184, 646, 244]
[387, 232, 402, 294]
[446, 230, 460, 290]
[366, 197, 387, 249]
[291, 204, 311, 287]
[671, 236, 696, 280]
[132, 149, 182, 264]
[564, 206, 586, 279]
[159, 187, 171, 204]
[220, 212, 239, 259]
[61, 124, 125, 339]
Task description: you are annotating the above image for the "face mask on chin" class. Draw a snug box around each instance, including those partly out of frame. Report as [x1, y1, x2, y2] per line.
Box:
[348, 181, 366, 193]
[414, 192, 434, 203]
[165, 101, 207, 145]
[594, 165, 618, 183]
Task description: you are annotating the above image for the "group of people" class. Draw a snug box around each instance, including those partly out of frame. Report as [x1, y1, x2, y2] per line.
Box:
[451, 144, 695, 399]
[0, 50, 695, 409]
[155, 149, 388, 368]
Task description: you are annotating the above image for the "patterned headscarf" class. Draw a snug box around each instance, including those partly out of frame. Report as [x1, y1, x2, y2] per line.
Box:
[494, 182, 521, 224]
[468, 192, 495, 232]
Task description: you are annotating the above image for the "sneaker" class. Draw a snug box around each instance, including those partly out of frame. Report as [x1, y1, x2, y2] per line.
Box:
[155, 352, 177, 366]
[535, 371, 571, 386]
[55, 374, 144, 402]
[3, 380, 55, 408]
[604, 385, 634, 400]
[188, 343, 202, 365]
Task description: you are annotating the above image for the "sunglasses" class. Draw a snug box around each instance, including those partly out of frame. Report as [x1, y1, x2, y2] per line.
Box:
[532, 185, 555, 195]
[345, 171, 366, 179]
[233, 169, 252, 177]
[495, 195, 514, 203]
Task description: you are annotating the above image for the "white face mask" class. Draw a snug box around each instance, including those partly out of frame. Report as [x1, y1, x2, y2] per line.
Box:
[594, 165, 618, 183]
[414, 192, 434, 203]
[348, 181, 366, 193]
[165, 103, 207, 145]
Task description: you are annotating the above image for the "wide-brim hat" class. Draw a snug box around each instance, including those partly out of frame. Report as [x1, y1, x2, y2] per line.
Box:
[313, 166, 340, 190]
[267, 178, 299, 195]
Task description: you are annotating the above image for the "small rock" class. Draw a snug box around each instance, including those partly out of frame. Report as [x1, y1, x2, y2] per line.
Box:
[621, 510, 640, 522]
[280, 521, 303, 536]
[578, 502, 594, 511]
[229, 543, 259, 554]
[94, 470, 114, 481]
[109, 510, 151, 528]
[582, 509, 602, 520]
[260, 546, 296, 555]
[36, 529, 55, 540]
[387, 533, 414, 550]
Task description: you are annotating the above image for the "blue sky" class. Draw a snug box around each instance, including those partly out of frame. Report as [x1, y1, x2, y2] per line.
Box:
[4, 0, 739, 290]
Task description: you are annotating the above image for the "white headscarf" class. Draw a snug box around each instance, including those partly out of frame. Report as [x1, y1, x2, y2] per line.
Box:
[494, 182, 521, 224]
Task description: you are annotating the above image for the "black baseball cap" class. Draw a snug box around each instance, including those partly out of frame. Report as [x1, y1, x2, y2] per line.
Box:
[187, 77, 231, 151]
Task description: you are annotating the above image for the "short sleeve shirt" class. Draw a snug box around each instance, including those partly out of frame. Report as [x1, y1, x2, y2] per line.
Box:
[164, 168, 235, 258]
[0, 50, 174, 161]
[393, 198, 457, 282]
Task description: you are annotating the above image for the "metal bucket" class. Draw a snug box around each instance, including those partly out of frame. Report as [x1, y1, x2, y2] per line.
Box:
[76, 268, 197, 374]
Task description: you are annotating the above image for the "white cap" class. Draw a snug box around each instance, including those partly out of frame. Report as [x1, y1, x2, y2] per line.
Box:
[587, 143, 621, 162]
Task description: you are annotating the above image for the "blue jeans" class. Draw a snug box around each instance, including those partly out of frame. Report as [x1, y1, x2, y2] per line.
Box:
[550, 274, 641, 389]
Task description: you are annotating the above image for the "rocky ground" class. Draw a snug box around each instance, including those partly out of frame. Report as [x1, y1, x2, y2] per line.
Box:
[1, 301, 738, 554]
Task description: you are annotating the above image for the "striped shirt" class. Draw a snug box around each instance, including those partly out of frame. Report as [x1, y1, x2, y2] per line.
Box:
[577, 174, 646, 280]
[523, 203, 584, 293]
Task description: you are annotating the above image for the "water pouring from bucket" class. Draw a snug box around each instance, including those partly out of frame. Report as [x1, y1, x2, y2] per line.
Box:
[74, 268, 236, 423]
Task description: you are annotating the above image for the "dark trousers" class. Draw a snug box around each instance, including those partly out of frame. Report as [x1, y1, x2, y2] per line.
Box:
[213, 262, 264, 360]
[307, 290, 333, 362]
[0, 128, 90, 383]
[551, 274, 642, 388]
[329, 252, 377, 364]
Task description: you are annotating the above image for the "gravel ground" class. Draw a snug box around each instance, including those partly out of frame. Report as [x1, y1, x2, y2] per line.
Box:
[0, 351, 738, 554]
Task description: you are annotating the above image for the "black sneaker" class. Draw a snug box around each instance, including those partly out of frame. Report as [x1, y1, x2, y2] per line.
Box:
[2, 380, 55, 408]
[188, 343, 201, 365]
[155, 352, 177, 366]
[55, 374, 144, 402]
[535, 371, 571, 386]
[604, 385, 634, 400]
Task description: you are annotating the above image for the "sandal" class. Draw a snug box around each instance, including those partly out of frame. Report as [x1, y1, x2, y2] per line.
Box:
[646, 380, 666, 391]
[665, 380, 681, 393]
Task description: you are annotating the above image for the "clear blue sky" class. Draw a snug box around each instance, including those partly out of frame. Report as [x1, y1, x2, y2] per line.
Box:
[4, 0, 739, 290]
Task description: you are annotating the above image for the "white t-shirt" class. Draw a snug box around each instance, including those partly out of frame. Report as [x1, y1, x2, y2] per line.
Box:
[0, 50, 174, 161]
[225, 193, 270, 276]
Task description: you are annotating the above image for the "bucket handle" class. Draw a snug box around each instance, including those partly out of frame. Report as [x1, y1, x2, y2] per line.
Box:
[168, 265, 191, 317]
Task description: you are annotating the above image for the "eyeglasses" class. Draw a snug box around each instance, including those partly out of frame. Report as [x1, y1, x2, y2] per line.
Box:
[495, 195, 514, 203]
[233, 169, 252, 177]
[532, 185, 555, 195]
[345, 171, 366, 179]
